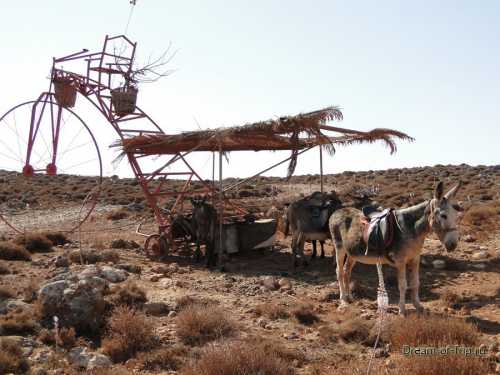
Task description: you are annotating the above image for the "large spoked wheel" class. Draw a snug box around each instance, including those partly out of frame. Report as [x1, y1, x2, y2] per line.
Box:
[0, 97, 102, 233]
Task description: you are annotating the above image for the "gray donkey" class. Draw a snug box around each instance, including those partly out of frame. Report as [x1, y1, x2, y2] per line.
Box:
[329, 181, 462, 315]
[190, 196, 218, 267]
[284, 191, 342, 268]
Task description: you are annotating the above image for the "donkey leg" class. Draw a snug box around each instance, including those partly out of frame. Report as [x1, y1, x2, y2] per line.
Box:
[297, 233, 308, 267]
[311, 240, 317, 259]
[335, 248, 349, 306]
[396, 263, 408, 316]
[194, 240, 202, 263]
[408, 256, 424, 313]
[291, 233, 298, 270]
[343, 256, 356, 302]
[320, 241, 325, 258]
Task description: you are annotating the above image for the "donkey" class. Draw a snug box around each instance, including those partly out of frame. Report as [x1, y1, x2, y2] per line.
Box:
[329, 181, 462, 315]
[284, 191, 342, 268]
[190, 197, 218, 267]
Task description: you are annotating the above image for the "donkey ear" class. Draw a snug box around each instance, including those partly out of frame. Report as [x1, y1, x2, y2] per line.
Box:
[434, 181, 444, 200]
[444, 181, 461, 200]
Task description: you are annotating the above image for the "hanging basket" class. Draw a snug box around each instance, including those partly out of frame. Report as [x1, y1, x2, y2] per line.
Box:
[53, 78, 77, 108]
[111, 86, 138, 115]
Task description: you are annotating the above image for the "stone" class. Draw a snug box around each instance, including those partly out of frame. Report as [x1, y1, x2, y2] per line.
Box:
[168, 310, 177, 318]
[68, 347, 112, 370]
[472, 263, 486, 270]
[2, 336, 37, 356]
[261, 276, 279, 291]
[144, 302, 170, 316]
[278, 278, 292, 290]
[463, 234, 476, 243]
[472, 251, 489, 260]
[99, 266, 128, 283]
[0, 299, 33, 315]
[38, 269, 108, 334]
[432, 259, 446, 270]
[54, 256, 70, 268]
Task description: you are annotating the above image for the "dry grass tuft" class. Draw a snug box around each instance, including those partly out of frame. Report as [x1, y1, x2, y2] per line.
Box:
[102, 306, 156, 363]
[392, 355, 489, 375]
[292, 304, 320, 326]
[255, 302, 290, 320]
[58, 326, 77, 349]
[42, 231, 69, 246]
[69, 249, 120, 264]
[14, 233, 53, 253]
[89, 366, 132, 375]
[136, 346, 188, 371]
[0, 285, 16, 300]
[319, 317, 374, 345]
[111, 281, 147, 308]
[39, 328, 56, 345]
[175, 295, 218, 311]
[176, 304, 236, 346]
[389, 315, 480, 349]
[0, 241, 31, 261]
[0, 310, 38, 335]
[181, 341, 293, 375]
[0, 261, 10, 274]
[106, 208, 129, 221]
[441, 290, 462, 308]
[0, 338, 30, 374]
[462, 205, 496, 227]
[246, 336, 306, 366]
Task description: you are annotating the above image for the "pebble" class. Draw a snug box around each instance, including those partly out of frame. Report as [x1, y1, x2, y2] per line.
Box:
[463, 234, 476, 243]
[472, 251, 489, 260]
[471, 263, 486, 270]
[432, 260, 446, 270]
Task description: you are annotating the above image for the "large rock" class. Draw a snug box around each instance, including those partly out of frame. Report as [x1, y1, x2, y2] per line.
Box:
[38, 268, 109, 334]
[68, 347, 112, 370]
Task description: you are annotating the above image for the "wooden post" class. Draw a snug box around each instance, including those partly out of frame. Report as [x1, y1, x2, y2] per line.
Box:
[212, 151, 216, 204]
[218, 147, 224, 268]
[319, 145, 324, 193]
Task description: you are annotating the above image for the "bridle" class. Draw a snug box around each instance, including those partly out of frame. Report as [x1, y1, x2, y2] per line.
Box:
[428, 198, 458, 236]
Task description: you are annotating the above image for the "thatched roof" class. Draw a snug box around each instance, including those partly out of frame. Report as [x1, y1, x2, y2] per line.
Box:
[116, 106, 413, 176]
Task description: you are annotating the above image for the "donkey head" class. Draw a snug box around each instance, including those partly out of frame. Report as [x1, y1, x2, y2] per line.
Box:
[429, 181, 463, 251]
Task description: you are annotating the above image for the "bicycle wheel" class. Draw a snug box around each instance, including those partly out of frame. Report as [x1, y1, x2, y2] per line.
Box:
[0, 97, 102, 233]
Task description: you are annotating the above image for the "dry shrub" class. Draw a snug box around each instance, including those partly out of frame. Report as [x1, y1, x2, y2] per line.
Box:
[23, 279, 39, 303]
[0, 338, 30, 374]
[392, 354, 489, 375]
[14, 233, 53, 253]
[137, 345, 188, 371]
[101, 249, 120, 263]
[0, 261, 10, 274]
[106, 209, 129, 221]
[441, 290, 462, 308]
[69, 249, 119, 264]
[58, 327, 77, 350]
[293, 305, 320, 326]
[462, 205, 496, 227]
[0, 310, 37, 335]
[111, 281, 147, 308]
[89, 366, 132, 375]
[102, 306, 156, 363]
[181, 341, 292, 375]
[39, 328, 56, 345]
[255, 302, 290, 320]
[0, 285, 16, 300]
[319, 317, 373, 345]
[389, 315, 480, 349]
[175, 295, 218, 311]
[0, 241, 31, 261]
[42, 231, 69, 246]
[176, 304, 236, 346]
[246, 336, 306, 366]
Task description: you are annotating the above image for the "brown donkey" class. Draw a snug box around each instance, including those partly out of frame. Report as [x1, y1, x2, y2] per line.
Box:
[329, 181, 462, 315]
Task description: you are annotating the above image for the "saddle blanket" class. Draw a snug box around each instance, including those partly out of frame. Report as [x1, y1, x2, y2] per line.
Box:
[362, 208, 397, 257]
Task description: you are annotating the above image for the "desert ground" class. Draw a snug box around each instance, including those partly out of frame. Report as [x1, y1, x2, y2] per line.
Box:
[0, 163, 499, 374]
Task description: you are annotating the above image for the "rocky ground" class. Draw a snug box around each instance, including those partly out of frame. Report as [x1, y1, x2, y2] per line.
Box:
[0, 164, 499, 374]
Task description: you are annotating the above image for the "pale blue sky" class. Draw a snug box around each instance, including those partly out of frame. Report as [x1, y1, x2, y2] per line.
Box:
[0, 1, 498, 178]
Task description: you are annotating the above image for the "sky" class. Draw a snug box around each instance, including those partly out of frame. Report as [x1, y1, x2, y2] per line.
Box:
[0, 1, 499, 179]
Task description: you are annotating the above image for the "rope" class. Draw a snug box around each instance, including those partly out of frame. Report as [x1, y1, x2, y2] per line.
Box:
[366, 259, 389, 375]
[124, 1, 137, 36]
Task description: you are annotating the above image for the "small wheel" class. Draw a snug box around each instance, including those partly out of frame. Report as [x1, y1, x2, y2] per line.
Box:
[144, 233, 170, 258]
[0, 97, 102, 233]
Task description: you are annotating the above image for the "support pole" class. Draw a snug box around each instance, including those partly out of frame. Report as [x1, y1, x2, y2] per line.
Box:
[218, 147, 224, 268]
[212, 151, 216, 204]
[319, 145, 324, 193]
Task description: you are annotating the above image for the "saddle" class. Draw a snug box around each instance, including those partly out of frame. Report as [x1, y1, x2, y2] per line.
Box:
[361, 206, 397, 259]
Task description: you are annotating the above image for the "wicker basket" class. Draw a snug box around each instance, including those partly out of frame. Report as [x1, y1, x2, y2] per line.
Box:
[111, 86, 138, 115]
[53, 79, 77, 108]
